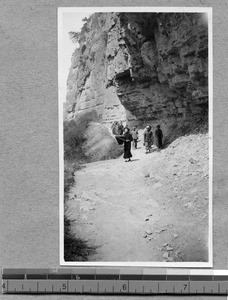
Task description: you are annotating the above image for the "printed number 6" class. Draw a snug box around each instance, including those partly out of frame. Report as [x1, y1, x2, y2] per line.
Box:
[122, 284, 127, 290]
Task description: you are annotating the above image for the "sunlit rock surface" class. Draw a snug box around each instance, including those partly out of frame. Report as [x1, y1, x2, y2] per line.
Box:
[66, 12, 208, 129]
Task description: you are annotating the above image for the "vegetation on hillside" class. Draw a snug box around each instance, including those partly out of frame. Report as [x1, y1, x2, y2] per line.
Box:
[64, 111, 97, 261]
[63, 111, 123, 261]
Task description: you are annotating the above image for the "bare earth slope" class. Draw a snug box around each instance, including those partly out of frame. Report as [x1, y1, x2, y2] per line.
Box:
[66, 131, 209, 262]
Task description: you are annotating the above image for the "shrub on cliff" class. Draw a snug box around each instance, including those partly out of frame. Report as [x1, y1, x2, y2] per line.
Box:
[68, 31, 80, 43]
[83, 122, 123, 161]
[64, 111, 99, 161]
[64, 120, 84, 161]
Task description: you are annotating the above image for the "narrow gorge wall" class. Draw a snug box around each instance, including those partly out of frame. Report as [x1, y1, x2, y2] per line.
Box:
[66, 12, 208, 130]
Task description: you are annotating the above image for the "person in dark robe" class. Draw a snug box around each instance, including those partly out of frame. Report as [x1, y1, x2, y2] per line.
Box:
[118, 121, 124, 135]
[155, 125, 163, 149]
[123, 127, 133, 162]
[143, 125, 153, 154]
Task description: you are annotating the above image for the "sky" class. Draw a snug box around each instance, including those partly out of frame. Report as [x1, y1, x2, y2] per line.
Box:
[58, 12, 91, 103]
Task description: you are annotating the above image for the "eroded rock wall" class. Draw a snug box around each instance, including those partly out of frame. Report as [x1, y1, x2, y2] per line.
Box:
[66, 12, 208, 130]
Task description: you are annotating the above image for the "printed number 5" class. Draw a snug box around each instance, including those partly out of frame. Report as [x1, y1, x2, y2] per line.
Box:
[122, 284, 127, 290]
[62, 283, 67, 290]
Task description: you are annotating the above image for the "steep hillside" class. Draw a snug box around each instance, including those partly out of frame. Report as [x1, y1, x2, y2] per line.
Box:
[66, 132, 209, 262]
[66, 12, 208, 133]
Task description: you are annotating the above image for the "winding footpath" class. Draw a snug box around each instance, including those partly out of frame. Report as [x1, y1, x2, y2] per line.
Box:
[66, 133, 208, 263]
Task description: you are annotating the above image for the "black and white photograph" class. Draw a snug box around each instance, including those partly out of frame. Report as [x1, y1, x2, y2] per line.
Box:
[59, 7, 212, 266]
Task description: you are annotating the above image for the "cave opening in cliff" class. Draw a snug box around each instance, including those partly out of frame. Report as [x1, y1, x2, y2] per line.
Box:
[115, 69, 132, 81]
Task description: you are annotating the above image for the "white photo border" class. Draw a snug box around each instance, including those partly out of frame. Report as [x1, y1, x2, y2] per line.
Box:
[58, 6, 213, 267]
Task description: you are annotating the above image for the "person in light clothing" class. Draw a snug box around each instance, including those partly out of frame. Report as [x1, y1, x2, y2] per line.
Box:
[143, 125, 153, 154]
[131, 126, 139, 149]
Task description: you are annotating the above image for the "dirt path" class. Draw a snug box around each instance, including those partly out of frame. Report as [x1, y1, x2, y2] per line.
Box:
[66, 132, 208, 262]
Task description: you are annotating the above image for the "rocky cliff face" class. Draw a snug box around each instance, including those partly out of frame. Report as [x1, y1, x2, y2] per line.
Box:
[66, 12, 208, 130]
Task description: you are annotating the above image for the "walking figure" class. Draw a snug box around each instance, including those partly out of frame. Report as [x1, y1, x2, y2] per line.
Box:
[144, 125, 153, 154]
[155, 125, 163, 149]
[118, 121, 124, 135]
[123, 127, 133, 162]
[131, 126, 138, 149]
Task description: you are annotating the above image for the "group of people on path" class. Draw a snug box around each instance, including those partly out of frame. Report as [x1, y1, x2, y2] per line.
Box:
[144, 125, 163, 154]
[115, 123, 163, 162]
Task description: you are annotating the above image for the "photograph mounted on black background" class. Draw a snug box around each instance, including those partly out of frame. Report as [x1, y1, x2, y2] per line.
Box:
[58, 7, 212, 267]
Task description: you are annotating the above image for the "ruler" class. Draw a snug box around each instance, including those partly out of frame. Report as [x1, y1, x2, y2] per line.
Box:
[2, 268, 228, 295]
